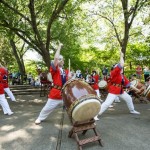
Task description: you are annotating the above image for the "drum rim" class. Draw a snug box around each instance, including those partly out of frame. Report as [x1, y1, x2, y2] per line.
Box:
[62, 78, 85, 91]
[131, 80, 138, 86]
[72, 99, 101, 122]
[67, 94, 101, 120]
[98, 80, 107, 88]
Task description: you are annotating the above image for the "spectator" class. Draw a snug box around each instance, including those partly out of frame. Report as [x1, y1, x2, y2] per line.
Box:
[143, 66, 150, 83]
[35, 78, 41, 87]
[76, 69, 83, 79]
[102, 66, 108, 79]
[136, 65, 142, 80]
[27, 72, 33, 85]
[24, 74, 27, 83]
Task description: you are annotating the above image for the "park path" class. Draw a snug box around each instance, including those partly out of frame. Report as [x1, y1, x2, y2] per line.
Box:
[0, 93, 150, 150]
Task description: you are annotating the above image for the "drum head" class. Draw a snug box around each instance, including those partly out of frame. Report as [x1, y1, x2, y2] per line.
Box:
[72, 98, 101, 122]
[131, 80, 138, 87]
[98, 80, 107, 89]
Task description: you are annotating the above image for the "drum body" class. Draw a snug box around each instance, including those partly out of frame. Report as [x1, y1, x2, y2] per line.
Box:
[144, 85, 150, 99]
[98, 80, 108, 90]
[62, 79, 101, 122]
[130, 80, 145, 95]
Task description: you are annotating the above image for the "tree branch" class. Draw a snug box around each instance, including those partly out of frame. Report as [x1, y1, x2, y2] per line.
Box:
[28, 0, 43, 46]
[96, 13, 122, 46]
[128, 0, 140, 28]
[46, 0, 69, 50]
[0, 0, 31, 24]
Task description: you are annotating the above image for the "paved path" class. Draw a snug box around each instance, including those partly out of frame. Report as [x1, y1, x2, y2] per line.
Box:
[0, 95, 150, 150]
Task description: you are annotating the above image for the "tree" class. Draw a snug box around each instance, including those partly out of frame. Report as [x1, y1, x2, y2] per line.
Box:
[9, 36, 27, 84]
[0, 35, 15, 67]
[82, 0, 149, 61]
[0, 0, 70, 68]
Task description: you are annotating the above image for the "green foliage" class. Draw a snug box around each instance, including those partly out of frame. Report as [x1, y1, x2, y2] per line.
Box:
[0, 0, 149, 77]
[0, 35, 16, 67]
[126, 42, 150, 67]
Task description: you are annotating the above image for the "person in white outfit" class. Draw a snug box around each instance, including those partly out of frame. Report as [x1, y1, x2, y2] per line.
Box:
[0, 94, 14, 115]
[35, 41, 71, 124]
[0, 64, 16, 102]
[0, 68, 14, 115]
[98, 52, 140, 116]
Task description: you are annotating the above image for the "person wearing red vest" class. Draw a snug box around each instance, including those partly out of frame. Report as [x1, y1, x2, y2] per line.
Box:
[35, 41, 70, 124]
[89, 70, 101, 121]
[99, 52, 140, 116]
[0, 66, 14, 115]
[0, 65, 16, 102]
[91, 71, 101, 98]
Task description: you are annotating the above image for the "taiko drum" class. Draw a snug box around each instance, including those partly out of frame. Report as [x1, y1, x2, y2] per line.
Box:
[62, 79, 101, 122]
[130, 80, 145, 95]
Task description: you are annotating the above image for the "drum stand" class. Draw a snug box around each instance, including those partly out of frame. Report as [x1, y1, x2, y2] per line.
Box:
[68, 119, 103, 150]
[128, 89, 149, 104]
[132, 93, 149, 104]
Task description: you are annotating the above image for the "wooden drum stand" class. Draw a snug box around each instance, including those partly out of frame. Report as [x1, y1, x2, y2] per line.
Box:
[68, 119, 104, 150]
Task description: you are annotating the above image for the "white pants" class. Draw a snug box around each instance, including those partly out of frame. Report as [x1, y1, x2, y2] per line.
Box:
[95, 89, 101, 98]
[0, 94, 13, 114]
[99, 91, 134, 115]
[94, 89, 101, 118]
[37, 99, 63, 121]
[4, 88, 16, 101]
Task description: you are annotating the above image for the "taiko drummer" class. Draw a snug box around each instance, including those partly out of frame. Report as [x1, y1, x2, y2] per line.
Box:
[35, 41, 71, 125]
[99, 52, 141, 116]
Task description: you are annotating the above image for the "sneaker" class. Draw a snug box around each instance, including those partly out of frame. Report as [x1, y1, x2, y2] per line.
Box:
[12, 99, 16, 102]
[94, 116, 99, 121]
[35, 119, 41, 125]
[8, 112, 14, 115]
[109, 105, 113, 108]
[130, 110, 140, 115]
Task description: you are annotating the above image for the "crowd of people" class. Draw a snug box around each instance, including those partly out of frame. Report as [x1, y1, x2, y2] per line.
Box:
[0, 41, 150, 125]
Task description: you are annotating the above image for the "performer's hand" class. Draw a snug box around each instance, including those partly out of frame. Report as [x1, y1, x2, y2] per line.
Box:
[58, 40, 63, 48]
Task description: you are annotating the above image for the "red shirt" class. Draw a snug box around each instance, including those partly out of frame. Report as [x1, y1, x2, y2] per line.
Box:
[48, 65, 68, 100]
[136, 66, 142, 75]
[108, 64, 130, 94]
[0, 67, 6, 94]
[0, 67, 9, 88]
[0, 82, 4, 94]
[91, 74, 99, 90]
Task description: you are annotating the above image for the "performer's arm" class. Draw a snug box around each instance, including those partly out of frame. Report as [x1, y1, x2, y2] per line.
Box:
[53, 41, 63, 67]
[120, 51, 124, 67]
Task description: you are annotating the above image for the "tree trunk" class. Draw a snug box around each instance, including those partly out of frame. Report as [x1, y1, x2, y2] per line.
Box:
[10, 39, 26, 84]
[40, 45, 51, 69]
